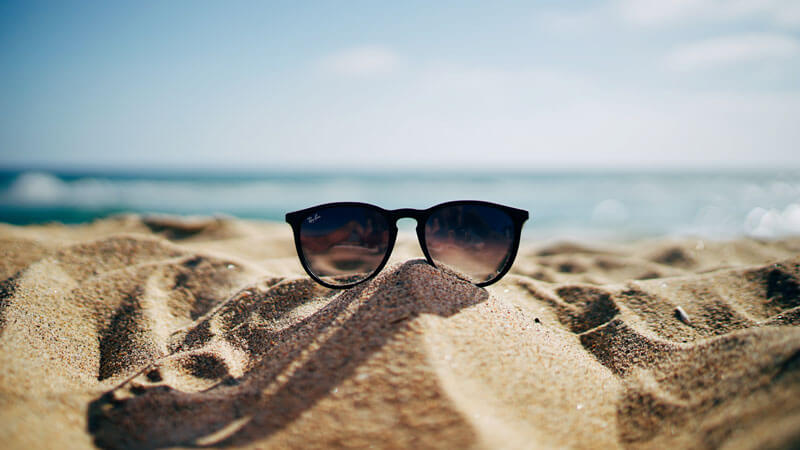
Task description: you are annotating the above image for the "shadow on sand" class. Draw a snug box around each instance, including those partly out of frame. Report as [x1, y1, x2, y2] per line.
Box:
[88, 259, 488, 449]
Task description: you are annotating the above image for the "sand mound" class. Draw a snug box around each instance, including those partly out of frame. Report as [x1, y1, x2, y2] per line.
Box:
[1, 216, 799, 449]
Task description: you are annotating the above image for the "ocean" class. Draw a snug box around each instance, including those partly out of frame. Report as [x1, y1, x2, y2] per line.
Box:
[1, 168, 799, 240]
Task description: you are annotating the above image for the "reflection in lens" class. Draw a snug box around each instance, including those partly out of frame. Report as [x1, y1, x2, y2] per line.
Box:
[299, 206, 390, 286]
[424, 204, 515, 284]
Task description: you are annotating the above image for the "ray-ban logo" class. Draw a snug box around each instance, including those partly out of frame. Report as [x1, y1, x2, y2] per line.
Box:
[307, 213, 322, 224]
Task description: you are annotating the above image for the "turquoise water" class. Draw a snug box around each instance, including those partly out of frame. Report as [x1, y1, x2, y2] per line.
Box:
[1, 168, 799, 240]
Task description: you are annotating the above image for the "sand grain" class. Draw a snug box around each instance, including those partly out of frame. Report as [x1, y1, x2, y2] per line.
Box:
[0, 216, 799, 449]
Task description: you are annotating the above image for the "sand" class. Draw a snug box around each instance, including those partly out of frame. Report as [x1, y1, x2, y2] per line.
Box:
[1, 214, 799, 449]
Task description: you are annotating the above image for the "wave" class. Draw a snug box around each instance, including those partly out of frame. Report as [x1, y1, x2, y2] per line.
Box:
[1, 170, 799, 238]
[745, 204, 800, 238]
[0, 171, 386, 218]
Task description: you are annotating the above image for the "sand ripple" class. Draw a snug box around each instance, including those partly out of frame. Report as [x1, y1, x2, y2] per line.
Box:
[0, 217, 799, 449]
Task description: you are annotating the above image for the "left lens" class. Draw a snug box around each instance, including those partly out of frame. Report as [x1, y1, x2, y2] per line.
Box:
[299, 205, 390, 286]
[424, 204, 516, 284]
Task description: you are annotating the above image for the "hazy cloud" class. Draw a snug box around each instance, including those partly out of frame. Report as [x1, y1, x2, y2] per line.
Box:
[617, 0, 712, 26]
[537, 1, 800, 37]
[265, 62, 800, 169]
[665, 33, 800, 71]
[535, 8, 606, 33]
[2, 3, 798, 170]
[617, 0, 800, 28]
[319, 45, 400, 77]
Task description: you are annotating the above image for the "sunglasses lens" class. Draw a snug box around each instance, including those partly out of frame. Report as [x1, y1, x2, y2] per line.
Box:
[299, 205, 391, 286]
[424, 204, 516, 284]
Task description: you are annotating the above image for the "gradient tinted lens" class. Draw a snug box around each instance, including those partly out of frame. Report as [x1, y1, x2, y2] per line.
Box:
[424, 204, 516, 284]
[299, 205, 391, 286]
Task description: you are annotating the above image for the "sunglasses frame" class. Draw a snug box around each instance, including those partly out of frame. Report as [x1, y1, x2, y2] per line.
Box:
[286, 200, 530, 289]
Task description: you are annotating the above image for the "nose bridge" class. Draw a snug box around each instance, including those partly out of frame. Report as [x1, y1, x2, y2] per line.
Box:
[391, 208, 421, 219]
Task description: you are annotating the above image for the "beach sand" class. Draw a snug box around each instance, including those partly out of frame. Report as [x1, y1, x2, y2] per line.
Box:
[1, 215, 799, 449]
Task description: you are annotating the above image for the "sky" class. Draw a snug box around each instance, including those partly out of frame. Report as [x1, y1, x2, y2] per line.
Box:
[1, 0, 799, 171]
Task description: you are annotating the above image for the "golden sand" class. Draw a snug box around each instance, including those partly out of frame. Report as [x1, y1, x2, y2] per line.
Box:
[0, 215, 799, 449]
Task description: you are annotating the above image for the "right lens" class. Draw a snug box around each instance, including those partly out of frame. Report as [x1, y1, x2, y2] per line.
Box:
[424, 203, 516, 284]
[299, 205, 391, 286]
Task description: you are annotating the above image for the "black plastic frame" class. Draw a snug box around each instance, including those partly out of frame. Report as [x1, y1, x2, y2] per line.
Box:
[286, 200, 530, 289]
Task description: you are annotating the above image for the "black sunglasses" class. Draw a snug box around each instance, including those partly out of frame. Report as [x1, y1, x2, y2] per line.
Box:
[286, 201, 530, 289]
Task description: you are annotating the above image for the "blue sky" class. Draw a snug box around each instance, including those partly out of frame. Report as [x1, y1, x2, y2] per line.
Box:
[1, 0, 798, 170]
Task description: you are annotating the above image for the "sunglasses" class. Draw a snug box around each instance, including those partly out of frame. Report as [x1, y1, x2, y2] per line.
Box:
[286, 201, 530, 289]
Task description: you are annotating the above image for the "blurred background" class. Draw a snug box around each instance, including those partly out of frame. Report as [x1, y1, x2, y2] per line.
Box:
[1, 1, 798, 239]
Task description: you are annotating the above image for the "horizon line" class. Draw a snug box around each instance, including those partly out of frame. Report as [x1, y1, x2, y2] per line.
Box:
[2, 163, 799, 176]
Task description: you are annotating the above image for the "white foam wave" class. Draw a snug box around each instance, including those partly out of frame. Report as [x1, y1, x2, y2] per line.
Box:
[6, 172, 67, 204]
[3, 171, 800, 238]
[0, 171, 480, 215]
[745, 204, 800, 238]
[1, 171, 320, 212]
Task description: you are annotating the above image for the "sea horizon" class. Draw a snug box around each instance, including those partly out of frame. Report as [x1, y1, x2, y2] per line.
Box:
[2, 166, 799, 241]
